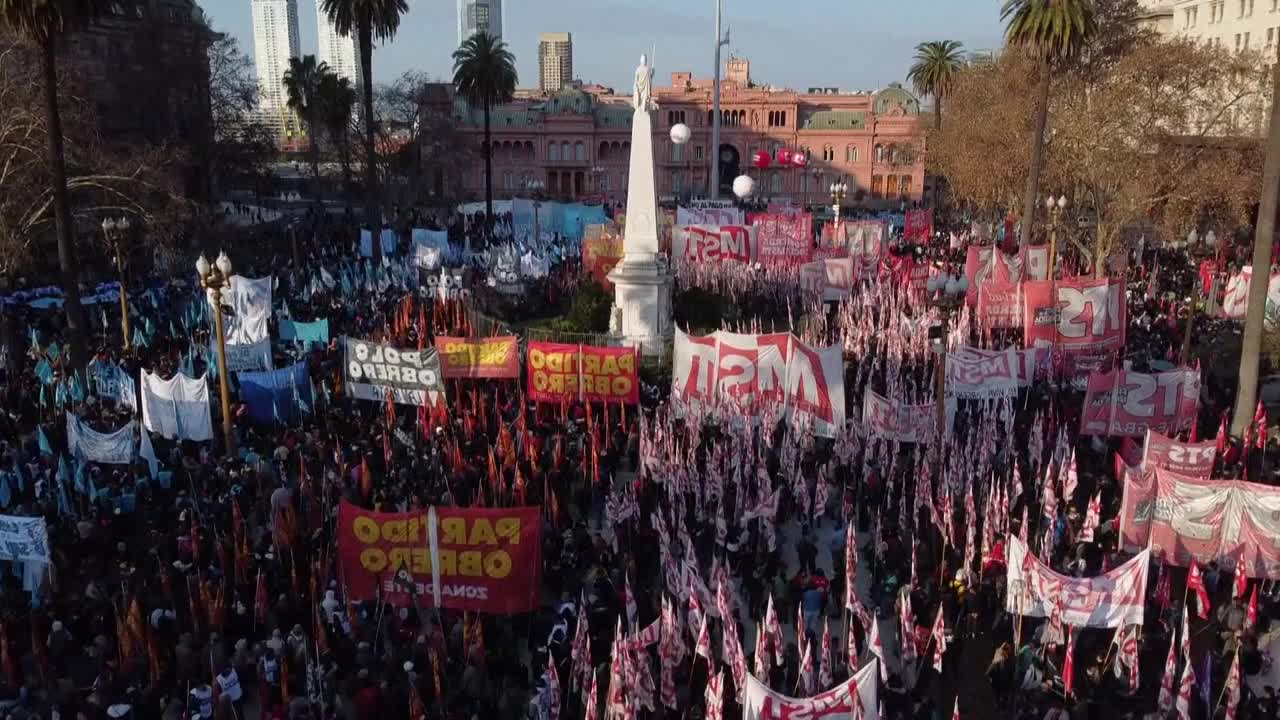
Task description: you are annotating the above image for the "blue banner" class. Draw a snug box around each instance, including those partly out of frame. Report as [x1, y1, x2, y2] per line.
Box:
[279, 318, 329, 346]
[237, 361, 312, 425]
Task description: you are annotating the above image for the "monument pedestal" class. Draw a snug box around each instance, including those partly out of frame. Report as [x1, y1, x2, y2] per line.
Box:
[608, 66, 673, 358]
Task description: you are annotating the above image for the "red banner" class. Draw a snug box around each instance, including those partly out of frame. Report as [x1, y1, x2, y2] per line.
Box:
[749, 213, 813, 266]
[582, 226, 624, 288]
[434, 336, 520, 379]
[1119, 468, 1280, 579]
[1142, 429, 1216, 478]
[963, 245, 1049, 306]
[903, 207, 933, 243]
[1080, 367, 1200, 437]
[1022, 277, 1127, 354]
[977, 282, 1023, 328]
[526, 342, 639, 404]
[336, 501, 542, 613]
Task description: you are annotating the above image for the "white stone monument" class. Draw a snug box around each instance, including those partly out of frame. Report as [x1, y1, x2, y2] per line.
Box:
[608, 53, 673, 357]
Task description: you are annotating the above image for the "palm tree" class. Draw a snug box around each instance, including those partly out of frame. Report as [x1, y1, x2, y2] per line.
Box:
[452, 32, 517, 246]
[1001, 0, 1096, 248]
[320, 0, 408, 253]
[907, 40, 965, 132]
[1233, 45, 1280, 436]
[0, 0, 105, 370]
[318, 73, 357, 198]
[283, 55, 330, 196]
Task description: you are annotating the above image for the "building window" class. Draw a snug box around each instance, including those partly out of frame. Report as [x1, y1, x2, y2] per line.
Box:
[695, 145, 704, 161]
[899, 175, 912, 198]
[575, 142, 586, 162]
[885, 175, 899, 198]
[845, 145, 859, 163]
[770, 171, 783, 193]
[561, 141, 571, 161]
[1240, 0, 1246, 17]
[822, 145, 834, 162]
[1236, 32, 1242, 49]
[871, 175, 883, 199]
[1249, 0, 1256, 15]
[672, 142, 684, 162]
[1246, 31, 1251, 48]
[874, 144, 885, 163]
[549, 142, 560, 162]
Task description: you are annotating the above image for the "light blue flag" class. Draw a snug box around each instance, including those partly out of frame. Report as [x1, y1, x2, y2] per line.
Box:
[37, 426, 51, 456]
[0, 475, 11, 509]
[73, 460, 86, 495]
[87, 474, 98, 503]
[34, 360, 53, 385]
[132, 328, 147, 349]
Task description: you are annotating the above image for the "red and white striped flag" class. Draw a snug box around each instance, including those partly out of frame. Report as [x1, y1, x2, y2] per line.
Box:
[694, 614, 711, 660]
[1233, 559, 1248, 600]
[951, 697, 961, 720]
[799, 635, 815, 695]
[1158, 618, 1178, 714]
[1225, 650, 1242, 720]
[1176, 608, 1194, 720]
[1186, 561, 1211, 620]
[1080, 493, 1101, 543]
[796, 603, 809, 663]
[846, 613, 860, 671]
[623, 571, 638, 630]
[704, 670, 724, 720]
[844, 521, 858, 611]
[868, 617, 887, 682]
[584, 670, 599, 720]
[898, 588, 917, 664]
[1061, 451, 1078, 505]
[1111, 624, 1139, 691]
[931, 606, 947, 672]
[819, 617, 833, 689]
[545, 654, 561, 720]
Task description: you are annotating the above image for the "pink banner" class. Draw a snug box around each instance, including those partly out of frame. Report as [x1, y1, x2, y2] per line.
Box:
[1006, 535, 1148, 628]
[947, 347, 1019, 399]
[977, 282, 1023, 329]
[749, 213, 813, 266]
[862, 388, 952, 444]
[1142, 429, 1216, 478]
[1023, 277, 1127, 353]
[963, 245, 1049, 306]
[1080, 367, 1200, 437]
[1119, 467, 1280, 579]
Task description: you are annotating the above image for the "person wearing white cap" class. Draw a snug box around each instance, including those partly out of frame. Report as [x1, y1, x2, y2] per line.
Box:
[106, 704, 132, 720]
[188, 682, 214, 720]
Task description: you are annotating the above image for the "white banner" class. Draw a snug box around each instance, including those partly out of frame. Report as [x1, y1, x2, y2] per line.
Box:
[800, 258, 856, 302]
[743, 660, 878, 720]
[671, 329, 846, 438]
[673, 225, 757, 265]
[0, 515, 49, 563]
[861, 388, 954, 444]
[91, 361, 137, 411]
[216, 275, 273, 372]
[1221, 265, 1280, 325]
[677, 206, 743, 227]
[411, 229, 450, 269]
[947, 346, 1019, 399]
[141, 371, 213, 442]
[1006, 535, 1149, 628]
[66, 412, 135, 465]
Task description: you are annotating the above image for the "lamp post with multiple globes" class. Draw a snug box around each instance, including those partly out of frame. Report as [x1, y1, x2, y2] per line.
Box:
[101, 217, 132, 351]
[196, 252, 236, 457]
[1046, 194, 1068, 279]
[525, 178, 545, 242]
[927, 271, 968, 439]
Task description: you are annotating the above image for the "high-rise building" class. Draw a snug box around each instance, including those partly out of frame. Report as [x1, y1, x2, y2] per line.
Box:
[457, 0, 503, 45]
[251, 0, 301, 141]
[538, 32, 573, 92]
[317, 5, 362, 92]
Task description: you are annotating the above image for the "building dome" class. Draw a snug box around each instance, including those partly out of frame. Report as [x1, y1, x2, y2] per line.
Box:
[873, 83, 921, 117]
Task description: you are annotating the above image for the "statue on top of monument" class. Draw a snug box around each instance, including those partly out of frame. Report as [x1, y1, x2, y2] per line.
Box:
[633, 53, 655, 112]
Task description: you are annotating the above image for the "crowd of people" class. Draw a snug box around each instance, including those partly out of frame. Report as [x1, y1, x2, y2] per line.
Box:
[0, 202, 1273, 720]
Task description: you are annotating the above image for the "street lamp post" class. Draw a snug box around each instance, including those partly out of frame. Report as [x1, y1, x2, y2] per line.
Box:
[830, 181, 848, 244]
[927, 271, 968, 440]
[196, 252, 236, 457]
[1046, 194, 1068, 279]
[670, 123, 691, 203]
[525, 179, 545, 243]
[102, 217, 132, 351]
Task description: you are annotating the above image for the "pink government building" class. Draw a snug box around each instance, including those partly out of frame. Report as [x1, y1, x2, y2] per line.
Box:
[452, 57, 927, 208]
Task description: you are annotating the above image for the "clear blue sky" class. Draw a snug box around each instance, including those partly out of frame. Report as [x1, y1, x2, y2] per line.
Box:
[209, 0, 1005, 93]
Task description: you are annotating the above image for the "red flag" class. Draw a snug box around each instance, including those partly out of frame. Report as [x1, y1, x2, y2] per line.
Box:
[931, 606, 947, 672]
[1247, 585, 1259, 631]
[1186, 561, 1211, 620]
[951, 698, 960, 720]
[1216, 412, 1228, 456]
[1233, 559, 1248, 600]
[1189, 411, 1199, 443]
[1062, 625, 1076, 698]
[254, 570, 268, 625]
[1225, 650, 1242, 720]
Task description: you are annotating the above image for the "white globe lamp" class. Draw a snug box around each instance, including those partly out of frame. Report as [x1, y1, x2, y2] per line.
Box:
[732, 174, 755, 199]
[670, 123, 691, 145]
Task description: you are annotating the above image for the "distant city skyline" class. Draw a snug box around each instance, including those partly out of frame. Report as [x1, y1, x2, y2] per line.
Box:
[215, 0, 1004, 94]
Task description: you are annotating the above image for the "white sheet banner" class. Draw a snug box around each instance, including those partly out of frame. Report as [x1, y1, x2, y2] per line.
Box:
[66, 412, 135, 464]
[947, 346, 1019, 399]
[671, 329, 846, 438]
[677, 206, 744, 227]
[412, 229, 450, 269]
[217, 275, 273, 372]
[0, 515, 49, 563]
[1221, 265, 1280, 325]
[743, 660, 878, 720]
[1006, 535, 1149, 628]
[141, 371, 213, 442]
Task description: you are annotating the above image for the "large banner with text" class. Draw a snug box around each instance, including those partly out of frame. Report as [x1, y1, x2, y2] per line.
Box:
[1079, 367, 1199, 437]
[582, 225, 625, 288]
[1006, 535, 1148, 628]
[748, 213, 813, 266]
[1119, 468, 1280, 579]
[673, 225, 758, 266]
[526, 342, 639, 404]
[672, 329, 846, 437]
[343, 338, 445, 406]
[1142, 429, 1216, 477]
[337, 501, 541, 613]
[435, 336, 520, 380]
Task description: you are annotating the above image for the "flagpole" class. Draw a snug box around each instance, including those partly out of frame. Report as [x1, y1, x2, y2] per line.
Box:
[1212, 646, 1239, 714]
